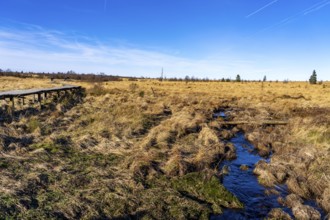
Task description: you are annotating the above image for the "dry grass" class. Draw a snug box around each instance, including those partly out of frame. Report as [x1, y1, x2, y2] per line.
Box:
[1, 76, 330, 218]
[0, 76, 68, 91]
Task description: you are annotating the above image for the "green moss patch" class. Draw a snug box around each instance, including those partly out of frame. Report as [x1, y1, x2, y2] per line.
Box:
[143, 172, 243, 218]
[171, 172, 243, 214]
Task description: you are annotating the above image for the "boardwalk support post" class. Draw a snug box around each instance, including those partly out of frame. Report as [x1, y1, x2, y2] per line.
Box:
[10, 97, 14, 115]
[37, 93, 42, 109]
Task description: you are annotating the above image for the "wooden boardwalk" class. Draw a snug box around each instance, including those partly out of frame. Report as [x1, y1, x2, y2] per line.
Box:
[0, 85, 82, 114]
[0, 85, 80, 99]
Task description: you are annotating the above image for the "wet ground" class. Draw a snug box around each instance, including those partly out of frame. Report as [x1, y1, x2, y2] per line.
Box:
[210, 117, 325, 219]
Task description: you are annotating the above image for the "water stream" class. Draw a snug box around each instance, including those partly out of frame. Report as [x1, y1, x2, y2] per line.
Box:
[211, 112, 325, 219]
[212, 132, 292, 219]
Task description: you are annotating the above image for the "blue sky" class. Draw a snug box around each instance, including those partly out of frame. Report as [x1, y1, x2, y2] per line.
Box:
[0, 0, 330, 80]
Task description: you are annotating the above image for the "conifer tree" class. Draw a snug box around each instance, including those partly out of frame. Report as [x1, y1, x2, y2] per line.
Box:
[309, 70, 317, 84]
[236, 74, 241, 82]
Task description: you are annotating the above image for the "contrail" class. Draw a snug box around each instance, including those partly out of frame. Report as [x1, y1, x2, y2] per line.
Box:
[246, 0, 279, 18]
[303, 0, 330, 15]
[248, 0, 330, 37]
[279, 0, 330, 25]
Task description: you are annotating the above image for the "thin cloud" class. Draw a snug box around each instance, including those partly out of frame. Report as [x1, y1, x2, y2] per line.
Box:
[246, 0, 279, 18]
[0, 24, 261, 78]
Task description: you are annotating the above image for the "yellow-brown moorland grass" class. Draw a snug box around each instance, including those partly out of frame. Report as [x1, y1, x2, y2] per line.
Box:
[0, 76, 329, 218]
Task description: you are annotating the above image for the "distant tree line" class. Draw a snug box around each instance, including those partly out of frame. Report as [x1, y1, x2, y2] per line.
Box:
[0, 69, 275, 83]
[0, 69, 122, 82]
[0, 68, 323, 84]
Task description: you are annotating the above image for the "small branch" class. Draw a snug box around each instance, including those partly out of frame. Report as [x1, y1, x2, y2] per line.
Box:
[218, 120, 288, 125]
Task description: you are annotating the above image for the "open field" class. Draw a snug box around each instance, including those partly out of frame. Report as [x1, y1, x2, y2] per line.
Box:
[0, 77, 59, 91]
[0, 76, 329, 219]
